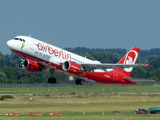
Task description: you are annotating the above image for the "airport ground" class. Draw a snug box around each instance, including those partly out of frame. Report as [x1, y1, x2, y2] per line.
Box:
[0, 85, 160, 120]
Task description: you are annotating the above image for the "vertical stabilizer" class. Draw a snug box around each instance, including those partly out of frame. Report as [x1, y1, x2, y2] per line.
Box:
[117, 47, 140, 76]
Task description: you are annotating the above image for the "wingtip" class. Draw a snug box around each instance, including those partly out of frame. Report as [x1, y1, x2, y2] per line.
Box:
[145, 64, 149, 68]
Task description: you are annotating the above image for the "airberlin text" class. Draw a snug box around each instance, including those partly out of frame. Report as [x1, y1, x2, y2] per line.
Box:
[36, 43, 71, 61]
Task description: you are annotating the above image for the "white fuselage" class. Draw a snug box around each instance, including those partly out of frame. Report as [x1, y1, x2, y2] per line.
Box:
[7, 36, 100, 64]
[7, 36, 102, 76]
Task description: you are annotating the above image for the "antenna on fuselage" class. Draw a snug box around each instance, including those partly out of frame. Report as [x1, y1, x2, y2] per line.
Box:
[29, 35, 31, 37]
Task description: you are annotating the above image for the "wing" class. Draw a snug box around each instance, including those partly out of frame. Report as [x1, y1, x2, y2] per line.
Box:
[81, 63, 148, 72]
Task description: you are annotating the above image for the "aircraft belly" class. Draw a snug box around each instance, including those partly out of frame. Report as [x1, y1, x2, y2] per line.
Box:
[85, 72, 130, 84]
[85, 72, 111, 84]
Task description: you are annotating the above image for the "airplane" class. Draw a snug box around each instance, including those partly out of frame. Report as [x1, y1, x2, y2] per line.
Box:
[6, 36, 148, 85]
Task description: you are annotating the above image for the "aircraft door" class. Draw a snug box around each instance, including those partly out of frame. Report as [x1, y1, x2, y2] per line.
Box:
[29, 38, 37, 57]
[30, 38, 35, 50]
[113, 70, 118, 81]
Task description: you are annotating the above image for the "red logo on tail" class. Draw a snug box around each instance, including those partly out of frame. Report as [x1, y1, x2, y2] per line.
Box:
[124, 51, 137, 64]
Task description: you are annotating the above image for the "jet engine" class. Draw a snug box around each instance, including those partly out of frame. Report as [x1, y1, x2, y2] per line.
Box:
[62, 61, 83, 75]
[19, 59, 42, 72]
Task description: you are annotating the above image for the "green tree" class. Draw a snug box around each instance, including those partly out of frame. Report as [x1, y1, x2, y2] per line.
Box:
[131, 68, 147, 78]
[0, 72, 7, 83]
[149, 55, 160, 69]
[149, 68, 160, 82]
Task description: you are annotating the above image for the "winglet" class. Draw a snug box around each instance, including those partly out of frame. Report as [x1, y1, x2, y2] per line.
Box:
[145, 64, 149, 69]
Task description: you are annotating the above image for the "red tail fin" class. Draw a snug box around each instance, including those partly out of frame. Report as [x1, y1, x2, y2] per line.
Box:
[117, 47, 140, 76]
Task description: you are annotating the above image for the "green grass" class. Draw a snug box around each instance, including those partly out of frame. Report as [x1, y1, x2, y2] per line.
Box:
[0, 85, 160, 119]
[0, 85, 160, 94]
[0, 93, 160, 119]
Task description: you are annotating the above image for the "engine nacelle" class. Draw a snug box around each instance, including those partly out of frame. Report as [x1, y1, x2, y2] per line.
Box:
[62, 61, 83, 75]
[19, 59, 42, 72]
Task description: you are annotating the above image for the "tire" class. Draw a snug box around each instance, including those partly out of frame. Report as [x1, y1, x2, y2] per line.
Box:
[75, 79, 84, 85]
[48, 77, 56, 84]
[155, 111, 160, 114]
[75, 79, 80, 85]
[79, 79, 84, 85]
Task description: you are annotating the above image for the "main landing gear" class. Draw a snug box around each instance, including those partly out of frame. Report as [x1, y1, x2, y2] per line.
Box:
[48, 77, 56, 84]
[75, 78, 84, 85]
[48, 70, 56, 84]
[47, 70, 84, 85]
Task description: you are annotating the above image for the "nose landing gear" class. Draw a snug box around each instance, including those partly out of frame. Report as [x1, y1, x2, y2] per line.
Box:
[48, 70, 56, 84]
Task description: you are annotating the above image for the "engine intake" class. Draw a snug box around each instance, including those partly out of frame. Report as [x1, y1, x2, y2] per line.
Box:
[62, 61, 83, 75]
[19, 59, 42, 72]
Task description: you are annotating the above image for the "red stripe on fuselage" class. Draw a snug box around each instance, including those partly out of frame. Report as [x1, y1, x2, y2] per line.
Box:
[10, 49, 62, 70]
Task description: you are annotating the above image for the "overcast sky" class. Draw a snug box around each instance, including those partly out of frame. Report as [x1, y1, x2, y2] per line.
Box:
[1, 0, 160, 55]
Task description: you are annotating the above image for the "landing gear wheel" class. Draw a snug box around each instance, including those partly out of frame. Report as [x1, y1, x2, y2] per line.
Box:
[79, 79, 84, 85]
[75, 79, 84, 85]
[75, 79, 80, 85]
[48, 77, 56, 84]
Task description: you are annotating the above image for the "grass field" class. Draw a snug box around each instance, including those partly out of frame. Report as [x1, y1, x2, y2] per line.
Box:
[0, 86, 160, 120]
[0, 85, 160, 94]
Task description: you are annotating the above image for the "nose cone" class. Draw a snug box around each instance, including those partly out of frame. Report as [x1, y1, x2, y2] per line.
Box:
[6, 39, 14, 49]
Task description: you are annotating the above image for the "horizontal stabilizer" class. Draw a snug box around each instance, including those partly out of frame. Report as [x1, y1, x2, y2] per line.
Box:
[124, 78, 156, 82]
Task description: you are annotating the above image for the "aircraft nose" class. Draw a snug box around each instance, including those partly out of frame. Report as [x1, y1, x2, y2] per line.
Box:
[6, 40, 14, 49]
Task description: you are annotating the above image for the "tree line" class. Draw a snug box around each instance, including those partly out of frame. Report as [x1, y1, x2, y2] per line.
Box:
[1, 47, 160, 84]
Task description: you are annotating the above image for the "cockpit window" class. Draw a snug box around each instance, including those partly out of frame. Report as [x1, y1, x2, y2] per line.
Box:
[14, 38, 25, 42]
[14, 38, 19, 40]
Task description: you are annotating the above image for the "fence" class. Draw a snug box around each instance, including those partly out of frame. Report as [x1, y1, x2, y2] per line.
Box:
[0, 80, 157, 88]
